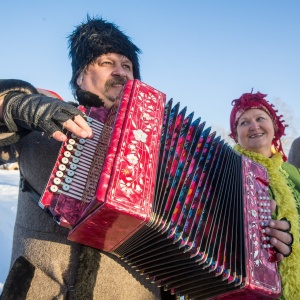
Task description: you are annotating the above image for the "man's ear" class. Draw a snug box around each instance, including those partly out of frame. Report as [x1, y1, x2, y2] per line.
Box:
[76, 72, 84, 87]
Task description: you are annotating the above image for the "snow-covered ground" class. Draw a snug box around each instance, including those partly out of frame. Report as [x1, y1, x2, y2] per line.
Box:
[0, 170, 19, 293]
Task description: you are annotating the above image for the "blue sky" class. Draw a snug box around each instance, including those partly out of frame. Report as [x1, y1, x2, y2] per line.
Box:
[1, 0, 299, 148]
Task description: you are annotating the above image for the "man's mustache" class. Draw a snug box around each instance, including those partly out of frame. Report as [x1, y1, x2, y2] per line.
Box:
[105, 77, 127, 89]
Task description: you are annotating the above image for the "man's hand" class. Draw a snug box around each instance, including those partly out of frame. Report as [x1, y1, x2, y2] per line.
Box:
[52, 114, 93, 142]
[2, 92, 93, 142]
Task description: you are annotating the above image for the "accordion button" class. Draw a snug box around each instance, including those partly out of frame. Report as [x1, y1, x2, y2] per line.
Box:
[50, 185, 58, 193]
[61, 157, 69, 164]
[65, 177, 72, 184]
[70, 163, 77, 170]
[67, 170, 75, 177]
[69, 139, 76, 145]
[62, 184, 70, 191]
[72, 157, 80, 164]
[53, 178, 61, 185]
[77, 144, 84, 151]
[74, 150, 82, 157]
[56, 171, 64, 178]
[64, 151, 71, 158]
[66, 144, 73, 151]
[58, 164, 66, 171]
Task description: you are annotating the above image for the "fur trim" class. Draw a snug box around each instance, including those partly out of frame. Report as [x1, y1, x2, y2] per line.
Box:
[0, 256, 35, 299]
[0, 79, 37, 97]
[68, 16, 141, 92]
[72, 246, 101, 299]
[75, 88, 105, 107]
[0, 130, 26, 147]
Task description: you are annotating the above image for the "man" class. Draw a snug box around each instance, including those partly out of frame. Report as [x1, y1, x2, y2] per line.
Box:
[0, 17, 172, 300]
[288, 137, 300, 168]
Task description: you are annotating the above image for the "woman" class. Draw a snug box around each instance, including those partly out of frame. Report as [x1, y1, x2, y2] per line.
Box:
[229, 91, 300, 299]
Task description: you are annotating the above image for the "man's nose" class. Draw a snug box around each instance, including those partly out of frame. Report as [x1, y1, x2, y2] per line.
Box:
[112, 64, 126, 77]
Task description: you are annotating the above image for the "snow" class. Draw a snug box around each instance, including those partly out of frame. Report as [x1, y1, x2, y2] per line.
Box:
[0, 170, 19, 293]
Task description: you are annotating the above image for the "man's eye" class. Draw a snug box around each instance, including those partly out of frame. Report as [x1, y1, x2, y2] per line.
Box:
[123, 64, 131, 70]
[101, 61, 112, 66]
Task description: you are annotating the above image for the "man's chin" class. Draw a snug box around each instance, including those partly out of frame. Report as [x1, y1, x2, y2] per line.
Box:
[110, 90, 124, 100]
[103, 97, 118, 109]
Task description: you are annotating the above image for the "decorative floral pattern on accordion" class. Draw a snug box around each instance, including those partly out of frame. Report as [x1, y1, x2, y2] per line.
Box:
[119, 112, 156, 197]
[106, 83, 164, 215]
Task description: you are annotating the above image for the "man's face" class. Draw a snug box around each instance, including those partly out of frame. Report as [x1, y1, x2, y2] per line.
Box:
[78, 53, 134, 108]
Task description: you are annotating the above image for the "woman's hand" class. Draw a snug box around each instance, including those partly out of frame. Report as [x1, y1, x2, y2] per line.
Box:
[264, 200, 293, 262]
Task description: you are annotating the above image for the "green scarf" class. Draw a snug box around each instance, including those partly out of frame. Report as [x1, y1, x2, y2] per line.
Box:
[234, 145, 300, 299]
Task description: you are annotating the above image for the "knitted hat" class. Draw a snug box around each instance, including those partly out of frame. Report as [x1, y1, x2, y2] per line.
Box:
[68, 16, 141, 91]
[229, 91, 288, 161]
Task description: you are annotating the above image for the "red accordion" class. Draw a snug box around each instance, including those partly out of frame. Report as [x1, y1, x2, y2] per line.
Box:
[39, 80, 281, 299]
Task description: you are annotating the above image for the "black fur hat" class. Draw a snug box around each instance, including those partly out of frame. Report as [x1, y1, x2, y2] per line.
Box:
[68, 16, 141, 91]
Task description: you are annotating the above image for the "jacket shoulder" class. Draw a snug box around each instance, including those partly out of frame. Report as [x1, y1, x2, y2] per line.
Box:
[0, 79, 38, 95]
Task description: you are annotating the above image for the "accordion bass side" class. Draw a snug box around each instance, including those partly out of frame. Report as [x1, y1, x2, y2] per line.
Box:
[41, 80, 281, 299]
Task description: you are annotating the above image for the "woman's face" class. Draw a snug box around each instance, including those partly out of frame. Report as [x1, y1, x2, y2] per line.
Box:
[236, 108, 275, 157]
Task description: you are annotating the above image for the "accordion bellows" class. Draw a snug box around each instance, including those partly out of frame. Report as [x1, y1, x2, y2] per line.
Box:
[40, 80, 281, 299]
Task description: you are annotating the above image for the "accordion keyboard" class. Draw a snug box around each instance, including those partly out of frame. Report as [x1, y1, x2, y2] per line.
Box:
[49, 116, 104, 202]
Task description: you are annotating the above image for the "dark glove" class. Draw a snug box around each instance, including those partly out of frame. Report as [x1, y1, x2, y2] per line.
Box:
[3, 91, 84, 137]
